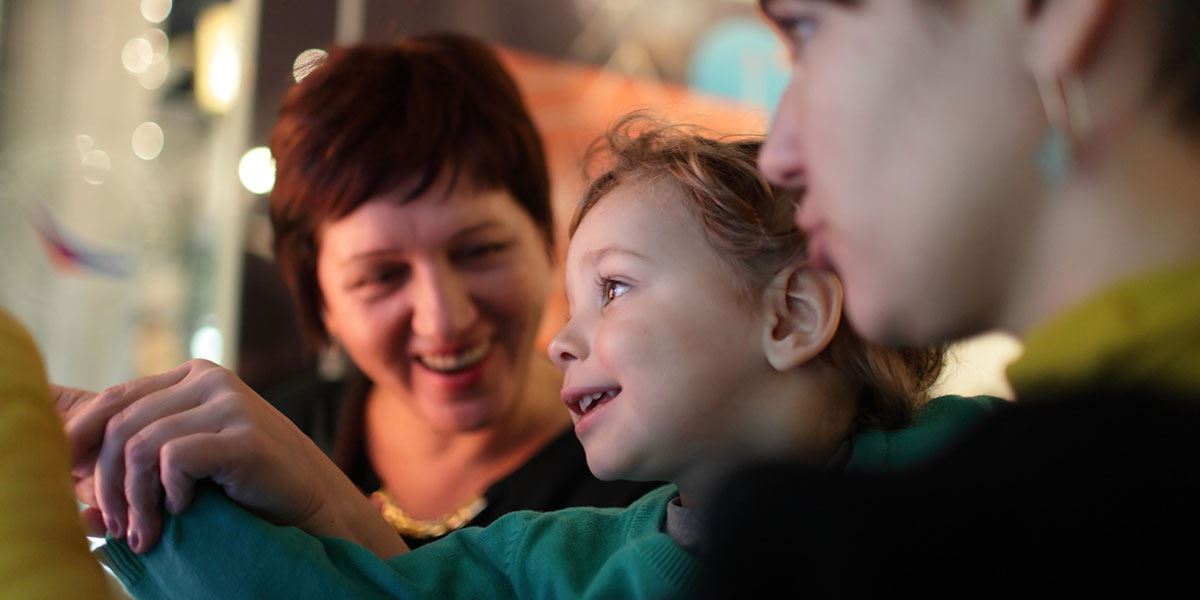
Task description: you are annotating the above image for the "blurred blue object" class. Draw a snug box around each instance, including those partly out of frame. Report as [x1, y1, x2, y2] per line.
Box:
[687, 18, 789, 112]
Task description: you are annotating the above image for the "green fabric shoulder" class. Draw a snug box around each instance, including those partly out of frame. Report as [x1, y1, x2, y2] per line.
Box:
[847, 394, 1007, 472]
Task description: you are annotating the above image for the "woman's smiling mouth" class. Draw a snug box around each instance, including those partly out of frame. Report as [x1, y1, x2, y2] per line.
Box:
[416, 339, 493, 374]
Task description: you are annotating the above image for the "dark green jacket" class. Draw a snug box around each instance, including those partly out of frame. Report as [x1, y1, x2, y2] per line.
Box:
[98, 395, 1003, 599]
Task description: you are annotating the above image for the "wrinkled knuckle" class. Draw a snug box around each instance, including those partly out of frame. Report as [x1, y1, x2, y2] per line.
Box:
[208, 394, 240, 422]
[99, 382, 125, 398]
[103, 410, 133, 442]
[124, 435, 157, 473]
[159, 440, 185, 477]
[194, 364, 233, 389]
[96, 384, 127, 409]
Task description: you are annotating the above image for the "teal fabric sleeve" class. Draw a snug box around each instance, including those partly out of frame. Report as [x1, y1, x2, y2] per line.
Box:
[97, 484, 693, 600]
[98, 484, 422, 599]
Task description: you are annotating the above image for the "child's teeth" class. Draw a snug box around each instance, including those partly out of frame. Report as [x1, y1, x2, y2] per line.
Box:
[579, 390, 617, 414]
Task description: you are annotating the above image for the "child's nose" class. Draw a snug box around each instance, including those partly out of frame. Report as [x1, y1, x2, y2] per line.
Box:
[547, 323, 585, 370]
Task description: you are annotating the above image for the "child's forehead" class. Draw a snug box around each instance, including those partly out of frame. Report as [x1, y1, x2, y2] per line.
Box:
[571, 179, 696, 248]
[565, 178, 728, 282]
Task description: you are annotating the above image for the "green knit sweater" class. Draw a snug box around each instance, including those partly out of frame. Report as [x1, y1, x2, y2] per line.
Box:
[97, 395, 1002, 599]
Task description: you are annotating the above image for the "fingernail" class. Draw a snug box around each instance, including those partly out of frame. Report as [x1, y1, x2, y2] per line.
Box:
[106, 517, 119, 538]
[128, 531, 140, 553]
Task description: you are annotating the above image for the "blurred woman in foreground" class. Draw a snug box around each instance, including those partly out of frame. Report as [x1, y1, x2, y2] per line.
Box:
[705, 0, 1200, 595]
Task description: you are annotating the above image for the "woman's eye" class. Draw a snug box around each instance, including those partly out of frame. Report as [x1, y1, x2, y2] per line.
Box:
[454, 242, 510, 264]
[779, 15, 819, 53]
[601, 279, 630, 307]
[354, 265, 408, 290]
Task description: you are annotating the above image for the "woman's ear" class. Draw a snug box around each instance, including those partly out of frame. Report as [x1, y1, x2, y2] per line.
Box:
[1025, 0, 1116, 76]
[761, 265, 843, 372]
[321, 307, 340, 343]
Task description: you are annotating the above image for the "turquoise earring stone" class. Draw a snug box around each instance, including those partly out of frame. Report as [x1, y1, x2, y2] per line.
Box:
[1035, 127, 1073, 184]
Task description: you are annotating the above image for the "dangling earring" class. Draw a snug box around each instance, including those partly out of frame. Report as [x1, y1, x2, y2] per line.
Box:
[319, 337, 348, 380]
[1035, 72, 1092, 184]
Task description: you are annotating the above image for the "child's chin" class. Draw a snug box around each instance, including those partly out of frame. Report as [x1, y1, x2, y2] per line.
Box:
[584, 452, 632, 482]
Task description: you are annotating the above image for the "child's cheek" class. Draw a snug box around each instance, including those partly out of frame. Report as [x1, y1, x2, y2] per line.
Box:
[591, 315, 658, 383]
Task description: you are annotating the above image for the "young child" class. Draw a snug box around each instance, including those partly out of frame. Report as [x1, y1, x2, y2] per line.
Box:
[95, 117, 1000, 599]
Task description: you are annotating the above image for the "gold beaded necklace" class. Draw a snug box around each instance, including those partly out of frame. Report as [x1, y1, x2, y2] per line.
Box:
[370, 490, 488, 539]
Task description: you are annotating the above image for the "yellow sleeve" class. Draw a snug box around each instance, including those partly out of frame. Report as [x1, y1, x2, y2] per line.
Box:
[0, 310, 108, 599]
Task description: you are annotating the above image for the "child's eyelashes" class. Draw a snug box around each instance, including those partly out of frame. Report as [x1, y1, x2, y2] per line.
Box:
[597, 276, 631, 308]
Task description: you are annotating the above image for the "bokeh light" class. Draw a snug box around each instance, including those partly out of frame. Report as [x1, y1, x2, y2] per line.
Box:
[189, 324, 224, 363]
[81, 149, 112, 185]
[143, 28, 169, 62]
[121, 37, 154, 74]
[141, 0, 172, 24]
[132, 122, 165, 160]
[292, 48, 328, 83]
[138, 56, 170, 89]
[238, 147, 275, 195]
[195, 4, 241, 113]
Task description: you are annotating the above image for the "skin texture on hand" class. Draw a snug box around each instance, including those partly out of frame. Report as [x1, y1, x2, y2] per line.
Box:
[56, 359, 408, 559]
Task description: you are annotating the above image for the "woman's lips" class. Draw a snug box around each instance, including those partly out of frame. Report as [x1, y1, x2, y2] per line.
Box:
[415, 338, 493, 373]
[807, 230, 832, 272]
[414, 339, 495, 390]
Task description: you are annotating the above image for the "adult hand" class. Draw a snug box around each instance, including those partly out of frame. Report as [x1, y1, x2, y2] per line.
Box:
[55, 359, 406, 558]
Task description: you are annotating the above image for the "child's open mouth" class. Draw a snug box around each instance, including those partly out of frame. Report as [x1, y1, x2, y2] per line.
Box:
[565, 387, 621, 417]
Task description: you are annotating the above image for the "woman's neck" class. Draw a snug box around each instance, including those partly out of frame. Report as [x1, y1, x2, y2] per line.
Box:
[370, 357, 567, 460]
[1005, 113, 1200, 334]
[364, 357, 569, 517]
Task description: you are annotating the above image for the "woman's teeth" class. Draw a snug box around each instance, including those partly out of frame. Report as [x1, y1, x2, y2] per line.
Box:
[579, 390, 618, 414]
[419, 340, 492, 373]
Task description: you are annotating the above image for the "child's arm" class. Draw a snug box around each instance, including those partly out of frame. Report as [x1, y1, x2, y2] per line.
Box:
[97, 484, 696, 600]
[96, 485, 516, 600]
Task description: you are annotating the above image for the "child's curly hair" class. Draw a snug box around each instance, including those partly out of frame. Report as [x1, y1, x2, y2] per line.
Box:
[572, 112, 945, 430]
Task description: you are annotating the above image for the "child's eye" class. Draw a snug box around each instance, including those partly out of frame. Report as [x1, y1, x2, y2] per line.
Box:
[600, 278, 631, 308]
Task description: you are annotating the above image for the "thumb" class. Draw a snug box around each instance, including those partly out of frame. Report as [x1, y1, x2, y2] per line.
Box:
[51, 384, 96, 420]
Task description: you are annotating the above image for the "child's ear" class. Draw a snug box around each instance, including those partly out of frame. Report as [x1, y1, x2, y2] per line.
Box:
[761, 265, 843, 372]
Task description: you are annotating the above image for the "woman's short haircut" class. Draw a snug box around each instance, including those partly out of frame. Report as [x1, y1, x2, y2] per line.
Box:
[269, 33, 553, 347]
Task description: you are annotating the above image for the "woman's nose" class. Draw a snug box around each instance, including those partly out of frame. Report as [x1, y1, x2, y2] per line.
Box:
[411, 264, 478, 340]
[759, 80, 808, 190]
